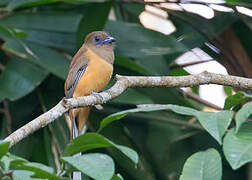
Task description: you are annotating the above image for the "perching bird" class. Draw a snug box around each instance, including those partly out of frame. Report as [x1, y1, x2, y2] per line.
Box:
[64, 31, 115, 179]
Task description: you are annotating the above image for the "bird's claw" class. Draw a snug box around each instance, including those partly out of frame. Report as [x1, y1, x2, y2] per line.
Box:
[91, 91, 104, 103]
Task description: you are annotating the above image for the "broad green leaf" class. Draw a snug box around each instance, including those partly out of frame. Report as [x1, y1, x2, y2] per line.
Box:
[0, 12, 81, 33]
[115, 56, 150, 75]
[112, 89, 154, 105]
[13, 170, 37, 180]
[0, 58, 48, 101]
[180, 149, 222, 180]
[64, 133, 138, 164]
[0, 141, 10, 159]
[97, 106, 176, 133]
[136, 55, 170, 75]
[195, 111, 233, 144]
[24, 29, 76, 53]
[224, 92, 248, 110]
[6, 0, 60, 11]
[223, 122, 252, 169]
[98, 104, 233, 144]
[77, 2, 111, 48]
[10, 161, 61, 180]
[61, 153, 114, 180]
[235, 102, 252, 133]
[3, 40, 69, 79]
[105, 21, 187, 58]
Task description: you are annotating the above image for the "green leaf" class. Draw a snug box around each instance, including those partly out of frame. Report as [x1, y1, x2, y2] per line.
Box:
[111, 89, 154, 105]
[64, 133, 138, 164]
[10, 161, 61, 180]
[77, 2, 111, 48]
[235, 102, 252, 133]
[12, 170, 36, 180]
[115, 56, 150, 75]
[195, 111, 233, 144]
[105, 21, 187, 58]
[6, 0, 61, 11]
[2, 40, 69, 79]
[223, 122, 252, 169]
[0, 12, 81, 33]
[24, 29, 76, 53]
[180, 149, 222, 180]
[0, 141, 10, 160]
[111, 174, 124, 180]
[224, 92, 248, 110]
[0, 58, 48, 101]
[223, 86, 233, 97]
[98, 104, 233, 144]
[61, 153, 114, 180]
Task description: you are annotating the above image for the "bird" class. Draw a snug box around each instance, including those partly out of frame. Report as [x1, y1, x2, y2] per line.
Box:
[64, 31, 115, 180]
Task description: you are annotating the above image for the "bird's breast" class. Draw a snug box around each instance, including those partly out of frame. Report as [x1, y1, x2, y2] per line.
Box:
[73, 49, 113, 98]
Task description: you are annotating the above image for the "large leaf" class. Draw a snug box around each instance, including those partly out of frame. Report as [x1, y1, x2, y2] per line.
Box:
[5, 0, 61, 11]
[12, 170, 36, 180]
[105, 21, 188, 58]
[223, 122, 252, 169]
[0, 58, 48, 101]
[195, 110, 233, 144]
[10, 161, 61, 180]
[24, 29, 76, 53]
[61, 153, 114, 180]
[64, 133, 138, 164]
[180, 149, 222, 180]
[111, 89, 154, 105]
[235, 102, 252, 133]
[0, 12, 81, 33]
[0, 140, 10, 159]
[115, 56, 151, 75]
[2, 40, 69, 79]
[98, 104, 233, 144]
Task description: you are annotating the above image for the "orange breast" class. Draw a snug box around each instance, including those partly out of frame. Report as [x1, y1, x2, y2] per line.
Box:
[72, 49, 113, 98]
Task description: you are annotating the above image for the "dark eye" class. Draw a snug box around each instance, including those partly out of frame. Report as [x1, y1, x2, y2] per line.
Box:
[94, 36, 101, 42]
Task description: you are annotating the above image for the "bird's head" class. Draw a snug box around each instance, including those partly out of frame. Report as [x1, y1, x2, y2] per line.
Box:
[84, 31, 116, 49]
[84, 31, 115, 64]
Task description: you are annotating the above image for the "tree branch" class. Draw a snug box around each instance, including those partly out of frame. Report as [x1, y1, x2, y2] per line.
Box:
[4, 71, 252, 147]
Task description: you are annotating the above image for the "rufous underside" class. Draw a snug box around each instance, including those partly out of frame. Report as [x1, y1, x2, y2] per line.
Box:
[70, 48, 113, 133]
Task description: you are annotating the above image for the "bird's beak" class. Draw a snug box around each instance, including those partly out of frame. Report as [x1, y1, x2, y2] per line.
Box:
[102, 36, 116, 44]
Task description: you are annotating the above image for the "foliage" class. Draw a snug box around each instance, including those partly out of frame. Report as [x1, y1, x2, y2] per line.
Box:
[0, 0, 252, 180]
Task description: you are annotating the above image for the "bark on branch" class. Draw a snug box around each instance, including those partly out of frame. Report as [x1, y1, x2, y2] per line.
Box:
[4, 71, 252, 147]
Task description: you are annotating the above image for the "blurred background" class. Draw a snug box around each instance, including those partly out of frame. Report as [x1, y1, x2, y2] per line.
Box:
[0, 0, 252, 179]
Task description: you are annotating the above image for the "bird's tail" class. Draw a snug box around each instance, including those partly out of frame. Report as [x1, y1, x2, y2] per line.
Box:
[71, 107, 90, 180]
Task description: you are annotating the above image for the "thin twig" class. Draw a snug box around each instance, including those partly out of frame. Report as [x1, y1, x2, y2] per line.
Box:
[169, 59, 214, 69]
[3, 101, 12, 135]
[177, 89, 223, 110]
[4, 71, 252, 147]
[37, 89, 61, 172]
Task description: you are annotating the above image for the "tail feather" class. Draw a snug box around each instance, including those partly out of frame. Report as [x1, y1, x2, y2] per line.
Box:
[71, 110, 89, 180]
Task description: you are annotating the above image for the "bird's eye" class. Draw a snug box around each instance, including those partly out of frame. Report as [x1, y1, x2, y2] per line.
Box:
[94, 36, 101, 42]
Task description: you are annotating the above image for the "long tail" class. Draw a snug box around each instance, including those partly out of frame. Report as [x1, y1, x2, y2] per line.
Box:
[71, 107, 90, 180]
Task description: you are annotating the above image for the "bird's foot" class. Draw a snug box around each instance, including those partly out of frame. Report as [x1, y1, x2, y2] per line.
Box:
[91, 90, 110, 103]
[91, 91, 104, 102]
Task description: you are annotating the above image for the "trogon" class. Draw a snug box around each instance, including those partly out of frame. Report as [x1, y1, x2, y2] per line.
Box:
[64, 31, 115, 180]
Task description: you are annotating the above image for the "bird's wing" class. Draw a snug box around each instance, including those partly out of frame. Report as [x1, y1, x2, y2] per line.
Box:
[65, 48, 89, 98]
[66, 65, 87, 98]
